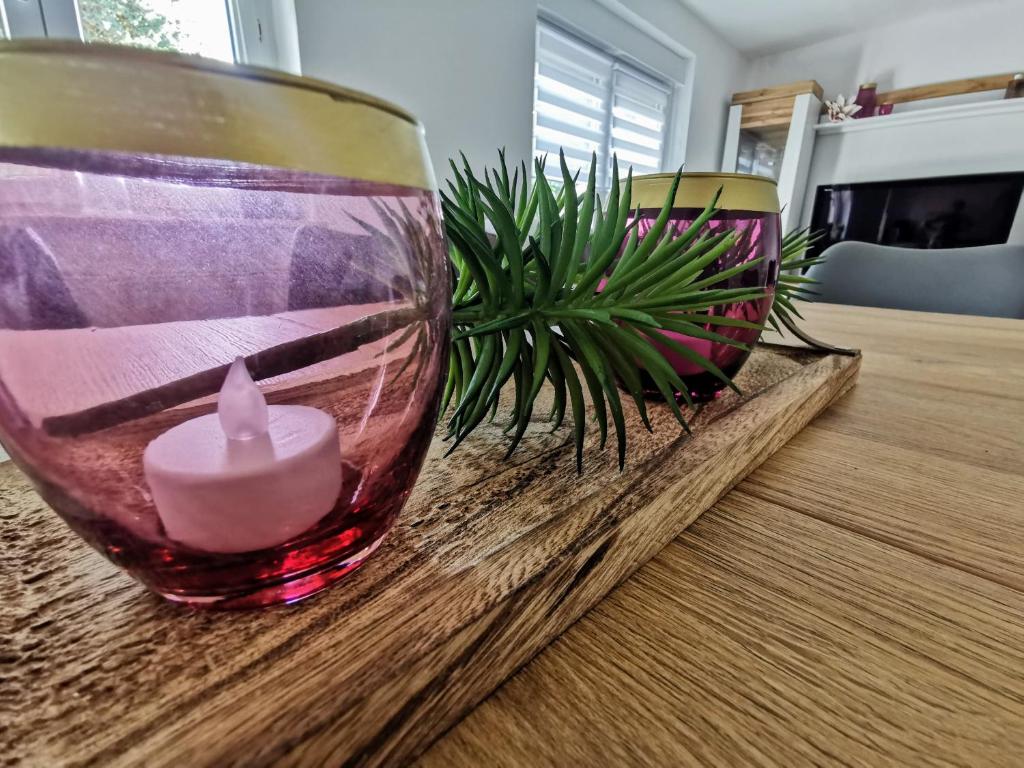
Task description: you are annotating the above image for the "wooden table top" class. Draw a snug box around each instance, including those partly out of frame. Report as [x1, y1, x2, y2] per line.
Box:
[420, 303, 1024, 767]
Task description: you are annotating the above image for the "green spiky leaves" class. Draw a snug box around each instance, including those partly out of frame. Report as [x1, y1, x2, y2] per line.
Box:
[440, 150, 767, 471]
[767, 229, 857, 355]
[767, 228, 825, 333]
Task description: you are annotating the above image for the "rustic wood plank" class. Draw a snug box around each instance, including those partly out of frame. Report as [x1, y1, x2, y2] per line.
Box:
[738, 97, 794, 120]
[877, 72, 1020, 105]
[421, 491, 1024, 767]
[741, 116, 794, 132]
[732, 80, 824, 131]
[0, 346, 859, 766]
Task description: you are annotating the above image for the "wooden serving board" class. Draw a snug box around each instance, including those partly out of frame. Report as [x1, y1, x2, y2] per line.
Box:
[1, 344, 860, 767]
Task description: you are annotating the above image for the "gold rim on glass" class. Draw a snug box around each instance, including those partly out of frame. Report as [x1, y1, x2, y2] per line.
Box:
[0, 40, 435, 190]
[628, 172, 779, 214]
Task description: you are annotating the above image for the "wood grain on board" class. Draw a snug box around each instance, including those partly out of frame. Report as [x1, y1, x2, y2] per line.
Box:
[421, 303, 1024, 767]
[2, 344, 859, 767]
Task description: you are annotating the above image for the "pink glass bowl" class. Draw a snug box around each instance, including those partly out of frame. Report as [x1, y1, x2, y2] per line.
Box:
[0, 46, 449, 608]
[628, 173, 781, 402]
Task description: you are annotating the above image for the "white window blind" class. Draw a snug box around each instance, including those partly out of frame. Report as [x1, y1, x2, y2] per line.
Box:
[533, 20, 673, 196]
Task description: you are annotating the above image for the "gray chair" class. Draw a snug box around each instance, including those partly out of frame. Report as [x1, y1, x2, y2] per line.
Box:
[807, 242, 1024, 319]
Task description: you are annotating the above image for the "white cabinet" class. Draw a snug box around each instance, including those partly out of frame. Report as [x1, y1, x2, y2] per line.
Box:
[721, 81, 823, 233]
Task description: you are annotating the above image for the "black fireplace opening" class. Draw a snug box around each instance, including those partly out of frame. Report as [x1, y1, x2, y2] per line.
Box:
[807, 172, 1024, 259]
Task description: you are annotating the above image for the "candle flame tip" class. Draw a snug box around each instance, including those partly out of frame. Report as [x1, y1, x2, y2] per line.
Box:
[219, 357, 269, 440]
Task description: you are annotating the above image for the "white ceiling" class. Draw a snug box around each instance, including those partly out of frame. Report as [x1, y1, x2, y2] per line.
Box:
[677, 0, 976, 56]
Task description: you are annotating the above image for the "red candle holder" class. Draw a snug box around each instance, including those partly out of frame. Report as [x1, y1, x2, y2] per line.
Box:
[0, 43, 450, 607]
[627, 173, 781, 402]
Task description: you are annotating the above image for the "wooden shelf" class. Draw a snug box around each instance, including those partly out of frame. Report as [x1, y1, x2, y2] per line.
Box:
[877, 72, 1019, 106]
[732, 80, 824, 105]
[731, 79, 823, 132]
[742, 124, 790, 146]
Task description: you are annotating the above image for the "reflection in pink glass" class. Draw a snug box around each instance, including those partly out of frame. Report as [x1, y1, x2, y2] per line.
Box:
[0, 148, 450, 607]
[631, 207, 780, 402]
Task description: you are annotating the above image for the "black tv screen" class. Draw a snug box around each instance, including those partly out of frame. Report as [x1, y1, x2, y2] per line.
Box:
[807, 172, 1024, 258]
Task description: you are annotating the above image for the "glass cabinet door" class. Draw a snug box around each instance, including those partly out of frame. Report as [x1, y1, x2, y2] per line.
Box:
[735, 127, 788, 180]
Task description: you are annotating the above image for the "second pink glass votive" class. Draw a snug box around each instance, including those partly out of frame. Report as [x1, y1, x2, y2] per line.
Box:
[627, 172, 781, 402]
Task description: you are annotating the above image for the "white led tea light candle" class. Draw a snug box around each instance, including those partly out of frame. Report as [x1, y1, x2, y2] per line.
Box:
[143, 358, 343, 553]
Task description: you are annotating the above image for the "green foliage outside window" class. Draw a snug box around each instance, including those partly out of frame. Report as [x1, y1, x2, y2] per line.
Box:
[79, 0, 182, 52]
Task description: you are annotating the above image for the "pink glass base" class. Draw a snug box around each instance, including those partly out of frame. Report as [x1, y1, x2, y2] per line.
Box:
[639, 294, 772, 404]
[157, 530, 389, 609]
[0, 147, 450, 610]
[629, 205, 780, 404]
[640, 353, 752, 405]
[48, 450, 423, 609]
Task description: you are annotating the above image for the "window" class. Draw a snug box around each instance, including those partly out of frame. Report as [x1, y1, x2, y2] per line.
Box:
[533, 19, 673, 195]
[79, 0, 235, 62]
[0, 0, 299, 73]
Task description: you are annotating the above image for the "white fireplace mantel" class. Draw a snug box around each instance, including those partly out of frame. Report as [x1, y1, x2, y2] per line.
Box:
[814, 98, 1024, 135]
[798, 97, 1024, 244]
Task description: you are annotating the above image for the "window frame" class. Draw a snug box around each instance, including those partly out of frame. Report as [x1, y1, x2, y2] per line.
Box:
[532, 14, 681, 195]
[0, 0, 300, 73]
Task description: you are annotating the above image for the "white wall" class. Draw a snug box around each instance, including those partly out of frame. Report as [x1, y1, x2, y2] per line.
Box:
[746, 0, 1022, 101]
[293, 0, 748, 186]
[623, 0, 748, 171]
[743, 0, 1024, 242]
[294, 0, 539, 185]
